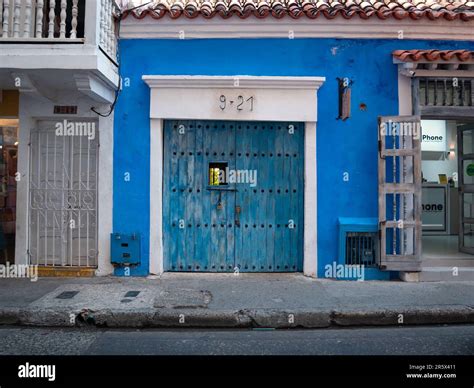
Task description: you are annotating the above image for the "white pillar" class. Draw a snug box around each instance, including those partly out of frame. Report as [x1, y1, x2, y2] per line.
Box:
[96, 111, 114, 275]
[149, 118, 164, 275]
[303, 121, 318, 277]
[15, 93, 33, 266]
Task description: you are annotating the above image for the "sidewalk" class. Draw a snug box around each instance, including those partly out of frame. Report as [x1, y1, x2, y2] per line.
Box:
[0, 274, 473, 328]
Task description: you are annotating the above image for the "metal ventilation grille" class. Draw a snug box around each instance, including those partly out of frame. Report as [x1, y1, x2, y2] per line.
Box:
[345, 232, 378, 267]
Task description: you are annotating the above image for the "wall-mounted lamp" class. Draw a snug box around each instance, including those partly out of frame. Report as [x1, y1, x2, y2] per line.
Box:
[447, 144, 456, 160]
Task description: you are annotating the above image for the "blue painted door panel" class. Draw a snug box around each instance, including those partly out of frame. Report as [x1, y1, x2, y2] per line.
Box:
[163, 120, 304, 272]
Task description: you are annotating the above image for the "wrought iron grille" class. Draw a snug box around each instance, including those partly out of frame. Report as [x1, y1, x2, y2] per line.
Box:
[345, 232, 378, 267]
[28, 123, 98, 267]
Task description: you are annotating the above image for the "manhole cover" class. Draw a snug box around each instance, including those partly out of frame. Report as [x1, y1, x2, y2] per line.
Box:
[56, 291, 79, 300]
[124, 291, 140, 298]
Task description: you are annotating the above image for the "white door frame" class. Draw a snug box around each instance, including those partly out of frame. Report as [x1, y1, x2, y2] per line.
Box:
[15, 95, 114, 275]
[145, 75, 325, 277]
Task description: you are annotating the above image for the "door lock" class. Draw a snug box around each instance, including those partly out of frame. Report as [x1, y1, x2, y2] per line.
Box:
[235, 205, 241, 227]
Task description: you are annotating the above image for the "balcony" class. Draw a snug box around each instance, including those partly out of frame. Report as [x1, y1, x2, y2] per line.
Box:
[1, 0, 117, 60]
[0, 0, 119, 103]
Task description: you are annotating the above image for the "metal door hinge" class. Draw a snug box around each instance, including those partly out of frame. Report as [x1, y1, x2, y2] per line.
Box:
[378, 140, 385, 158]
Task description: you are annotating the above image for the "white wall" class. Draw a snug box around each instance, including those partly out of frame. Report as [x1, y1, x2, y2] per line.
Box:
[421, 120, 458, 185]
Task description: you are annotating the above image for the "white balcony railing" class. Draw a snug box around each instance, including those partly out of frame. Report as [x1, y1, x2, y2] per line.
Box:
[99, 0, 118, 61]
[0, 0, 84, 41]
[0, 1, 117, 62]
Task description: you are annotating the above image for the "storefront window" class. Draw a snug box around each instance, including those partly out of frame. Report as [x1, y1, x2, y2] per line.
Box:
[0, 120, 18, 265]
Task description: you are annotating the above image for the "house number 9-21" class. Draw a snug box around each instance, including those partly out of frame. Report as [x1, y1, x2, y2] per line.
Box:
[219, 95, 254, 112]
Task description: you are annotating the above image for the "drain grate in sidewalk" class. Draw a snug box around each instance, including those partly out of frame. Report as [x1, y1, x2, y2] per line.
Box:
[121, 290, 142, 303]
[56, 291, 79, 300]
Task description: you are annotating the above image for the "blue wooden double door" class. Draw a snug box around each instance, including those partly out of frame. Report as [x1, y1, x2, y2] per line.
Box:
[163, 120, 304, 272]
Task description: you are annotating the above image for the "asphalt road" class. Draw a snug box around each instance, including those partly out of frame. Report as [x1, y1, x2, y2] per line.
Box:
[0, 325, 472, 355]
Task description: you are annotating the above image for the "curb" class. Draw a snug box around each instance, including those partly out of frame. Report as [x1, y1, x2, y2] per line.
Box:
[0, 308, 21, 326]
[330, 306, 474, 327]
[0, 306, 473, 328]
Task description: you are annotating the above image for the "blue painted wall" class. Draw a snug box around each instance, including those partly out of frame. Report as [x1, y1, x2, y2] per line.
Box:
[114, 38, 474, 277]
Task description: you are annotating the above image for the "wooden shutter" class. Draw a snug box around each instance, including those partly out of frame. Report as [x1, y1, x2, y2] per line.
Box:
[378, 116, 422, 271]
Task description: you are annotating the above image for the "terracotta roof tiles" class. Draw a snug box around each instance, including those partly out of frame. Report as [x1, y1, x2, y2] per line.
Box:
[124, 0, 474, 21]
[393, 49, 474, 62]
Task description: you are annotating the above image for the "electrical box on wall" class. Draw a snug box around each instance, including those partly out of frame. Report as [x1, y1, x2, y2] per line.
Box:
[110, 233, 141, 266]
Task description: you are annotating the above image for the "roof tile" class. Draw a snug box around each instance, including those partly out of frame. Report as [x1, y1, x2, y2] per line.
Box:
[393, 49, 474, 62]
[124, 0, 474, 21]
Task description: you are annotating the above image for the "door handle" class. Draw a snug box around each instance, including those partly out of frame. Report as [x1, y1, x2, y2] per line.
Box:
[235, 205, 241, 227]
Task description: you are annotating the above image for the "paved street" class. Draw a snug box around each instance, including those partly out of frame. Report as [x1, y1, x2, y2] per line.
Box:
[0, 325, 472, 355]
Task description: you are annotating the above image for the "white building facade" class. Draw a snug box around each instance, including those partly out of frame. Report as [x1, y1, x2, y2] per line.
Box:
[0, 0, 118, 276]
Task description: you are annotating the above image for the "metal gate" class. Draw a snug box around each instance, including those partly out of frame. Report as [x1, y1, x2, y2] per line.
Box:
[163, 120, 304, 272]
[378, 115, 422, 271]
[28, 120, 98, 267]
[458, 122, 474, 254]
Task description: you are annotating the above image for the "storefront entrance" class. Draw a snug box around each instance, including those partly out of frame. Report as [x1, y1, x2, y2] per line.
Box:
[421, 119, 474, 266]
[0, 119, 18, 265]
[162, 120, 304, 272]
[0, 91, 19, 266]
